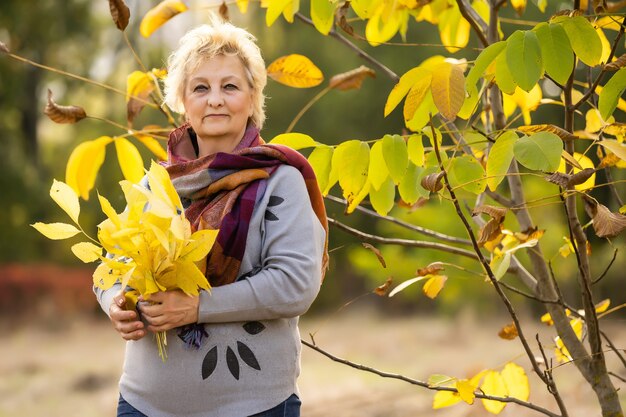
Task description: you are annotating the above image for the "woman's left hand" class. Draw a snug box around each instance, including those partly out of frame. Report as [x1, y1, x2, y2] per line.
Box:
[138, 290, 200, 332]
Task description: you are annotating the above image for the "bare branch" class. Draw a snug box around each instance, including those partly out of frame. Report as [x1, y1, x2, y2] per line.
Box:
[536, 335, 570, 417]
[302, 339, 563, 417]
[328, 218, 480, 260]
[456, 0, 489, 47]
[601, 330, 626, 370]
[325, 195, 472, 245]
[295, 13, 399, 83]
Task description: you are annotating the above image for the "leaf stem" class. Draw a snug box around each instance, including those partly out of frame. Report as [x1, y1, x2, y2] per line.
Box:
[286, 86, 331, 133]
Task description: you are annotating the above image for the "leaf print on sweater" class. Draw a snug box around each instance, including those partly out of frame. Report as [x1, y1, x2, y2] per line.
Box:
[264, 196, 284, 221]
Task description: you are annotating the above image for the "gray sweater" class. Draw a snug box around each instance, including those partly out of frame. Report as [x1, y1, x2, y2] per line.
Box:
[95, 165, 326, 416]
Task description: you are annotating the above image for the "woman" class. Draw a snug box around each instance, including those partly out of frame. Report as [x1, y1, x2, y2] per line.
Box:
[95, 18, 328, 417]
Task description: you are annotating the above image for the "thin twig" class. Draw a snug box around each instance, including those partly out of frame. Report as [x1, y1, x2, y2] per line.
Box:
[286, 86, 331, 132]
[328, 218, 480, 260]
[593, 249, 619, 285]
[498, 281, 560, 304]
[601, 330, 626, 370]
[536, 335, 570, 415]
[301, 339, 562, 417]
[294, 13, 399, 83]
[325, 195, 472, 245]
[609, 372, 626, 383]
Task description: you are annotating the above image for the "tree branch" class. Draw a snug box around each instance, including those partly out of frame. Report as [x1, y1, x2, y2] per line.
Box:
[295, 13, 399, 83]
[302, 339, 563, 417]
[456, 0, 489, 47]
[328, 217, 480, 260]
[325, 195, 473, 245]
[593, 249, 618, 285]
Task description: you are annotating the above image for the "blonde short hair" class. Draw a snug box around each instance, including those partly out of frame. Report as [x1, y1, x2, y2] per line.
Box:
[163, 18, 267, 129]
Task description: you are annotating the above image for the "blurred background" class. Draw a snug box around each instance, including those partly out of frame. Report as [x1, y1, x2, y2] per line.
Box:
[0, 0, 624, 416]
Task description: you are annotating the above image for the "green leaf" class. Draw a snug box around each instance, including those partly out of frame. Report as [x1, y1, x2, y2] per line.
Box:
[382, 134, 409, 184]
[398, 163, 424, 204]
[457, 82, 480, 120]
[534, 23, 573, 86]
[308, 145, 334, 195]
[513, 132, 563, 172]
[31, 222, 81, 240]
[559, 16, 603, 67]
[486, 131, 518, 191]
[490, 252, 512, 280]
[333, 140, 370, 202]
[310, 0, 336, 35]
[71, 242, 102, 263]
[447, 155, 486, 195]
[466, 41, 506, 88]
[50, 179, 80, 224]
[599, 68, 626, 120]
[369, 177, 395, 216]
[269, 132, 318, 149]
[407, 134, 424, 166]
[368, 140, 390, 191]
[495, 50, 517, 95]
[506, 30, 543, 92]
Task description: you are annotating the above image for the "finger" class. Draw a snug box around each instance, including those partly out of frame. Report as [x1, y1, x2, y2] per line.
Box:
[117, 319, 144, 334]
[121, 328, 146, 341]
[138, 303, 163, 317]
[110, 307, 139, 322]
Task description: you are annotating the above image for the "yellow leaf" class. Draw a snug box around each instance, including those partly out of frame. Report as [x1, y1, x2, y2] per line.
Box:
[480, 370, 508, 414]
[385, 66, 431, 117]
[501, 362, 530, 401]
[236, 0, 249, 13]
[181, 229, 219, 262]
[598, 139, 626, 162]
[126, 71, 154, 103]
[175, 260, 211, 295]
[430, 61, 465, 121]
[139, 0, 188, 38]
[597, 27, 612, 66]
[281, 0, 300, 23]
[403, 76, 432, 122]
[269, 133, 318, 150]
[267, 54, 323, 88]
[456, 379, 476, 404]
[135, 133, 167, 161]
[71, 242, 102, 263]
[557, 152, 596, 191]
[504, 85, 542, 125]
[422, 274, 447, 299]
[365, 3, 404, 46]
[510, 0, 526, 15]
[115, 137, 145, 184]
[432, 390, 462, 409]
[147, 160, 183, 211]
[265, 0, 292, 26]
[595, 298, 610, 313]
[98, 193, 121, 228]
[31, 222, 81, 240]
[346, 181, 371, 214]
[438, 1, 470, 52]
[93, 261, 125, 290]
[50, 179, 80, 224]
[554, 318, 584, 363]
[66, 136, 112, 200]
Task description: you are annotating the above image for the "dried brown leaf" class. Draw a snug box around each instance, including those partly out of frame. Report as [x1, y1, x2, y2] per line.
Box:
[219, 2, 230, 21]
[473, 205, 507, 222]
[329, 66, 376, 91]
[421, 171, 444, 193]
[583, 195, 626, 238]
[603, 122, 626, 136]
[518, 124, 578, 141]
[397, 197, 429, 211]
[545, 171, 570, 188]
[498, 322, 519, 340]
[568, 168, 596, 187]
[362, 243, 387, 268]
[604, 54, 626, 71]
[0, 41, 9, 54]
[416, 262, 445, 276]
[44, 89, 87, 124]
[338, 15, 354, 36]
[599, 152, 621, 168]
[478, 218, 503, 246]
[108, 0, 131, 31]
[373, 277, 393, 296]
[593, 0, 608, 13]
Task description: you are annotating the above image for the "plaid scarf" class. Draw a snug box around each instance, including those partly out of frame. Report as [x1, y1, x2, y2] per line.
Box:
[165, 123, 329, 288]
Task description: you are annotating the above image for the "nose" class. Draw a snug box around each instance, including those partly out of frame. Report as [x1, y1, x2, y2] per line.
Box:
[207, 89, 224, 107]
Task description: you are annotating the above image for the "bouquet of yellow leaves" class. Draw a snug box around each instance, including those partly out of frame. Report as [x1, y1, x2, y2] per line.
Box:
[32, 161, 218, 361]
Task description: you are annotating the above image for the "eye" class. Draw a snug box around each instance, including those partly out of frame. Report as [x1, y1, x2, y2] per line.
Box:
[224, 83, 239, 90]
[193, 84, 208, 92]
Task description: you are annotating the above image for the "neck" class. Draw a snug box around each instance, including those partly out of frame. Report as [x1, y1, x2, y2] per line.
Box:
[197, 127, 246, 157]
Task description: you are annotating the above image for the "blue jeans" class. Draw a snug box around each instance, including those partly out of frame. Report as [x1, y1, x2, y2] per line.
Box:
[117, 393, 301, 417]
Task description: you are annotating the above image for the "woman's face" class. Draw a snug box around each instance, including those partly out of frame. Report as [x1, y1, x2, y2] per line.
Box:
[183, 54, 254, 155]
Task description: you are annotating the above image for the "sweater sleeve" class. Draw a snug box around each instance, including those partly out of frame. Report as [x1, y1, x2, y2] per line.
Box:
[198, 165, 326, 323]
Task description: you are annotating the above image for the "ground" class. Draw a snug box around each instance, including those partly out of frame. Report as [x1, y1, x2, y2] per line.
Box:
[1, 307, 624, 417]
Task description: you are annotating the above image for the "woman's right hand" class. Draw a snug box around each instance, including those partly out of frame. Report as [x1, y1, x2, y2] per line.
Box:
[109, 290, 146, 341]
